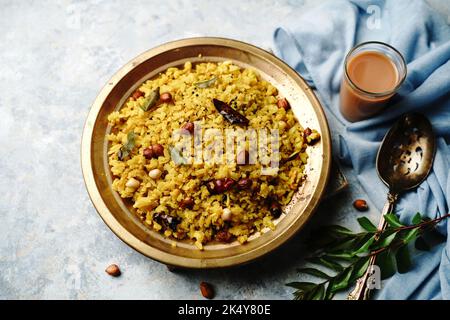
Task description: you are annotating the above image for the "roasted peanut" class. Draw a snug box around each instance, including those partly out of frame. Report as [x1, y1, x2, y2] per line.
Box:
[125, 178, 140, 188]
[143, 147, 154, 159]
[182, 122, 195, 134]
[200, 281, 215, 299]
[277, 98, 290, 110]
[151, 144, 164, 157]
[105, 264, 121, 277]
[353, 199, 369, 211]
[132, 90, 144, 100]
[160, 92, 173, 103]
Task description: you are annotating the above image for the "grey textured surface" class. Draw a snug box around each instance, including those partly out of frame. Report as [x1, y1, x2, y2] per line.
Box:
[0, 0, 448, 300]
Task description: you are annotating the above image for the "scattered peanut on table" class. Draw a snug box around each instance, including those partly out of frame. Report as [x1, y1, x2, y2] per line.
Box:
[353, 199, 369, 211]
[200, 281, 215, 299]
[105, 264, 121, 277]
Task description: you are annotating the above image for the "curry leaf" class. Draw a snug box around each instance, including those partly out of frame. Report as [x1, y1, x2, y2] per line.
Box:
[324, 225, 355, 237]
[399, 228, 420, 244]
[194, 76, 217, 88]
[293, 291, 307, 300]
[357, 217, 378, 232]
[415, 236, 431, 251]
[140, 87, 160, 111]
[370, 231, 396, 250]
[325, 237, 358, 253]
[117, 131, 136, 160]
[286, 282, 317, 292]
[330, 267, 353, 293]
[325, 280, 335, 300]
[412, 212, 423, 225]
[307, 256, 344, 272]
[384, 213, 404, 228]
[287, 212, 450, 300]
[349, 256, 371, 283]
[297, 268, 331, 279]
[307, 283, 325, 300]
[325, 252, 357, 262]
[376, 249, 396, 279]
[395, 245, 411, 273]
[354, 235, 376, 254]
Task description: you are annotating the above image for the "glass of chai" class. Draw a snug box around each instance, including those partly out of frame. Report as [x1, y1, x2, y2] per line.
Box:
[339, 41, 407, 122]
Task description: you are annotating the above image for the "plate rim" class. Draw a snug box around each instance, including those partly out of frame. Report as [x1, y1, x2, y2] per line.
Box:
[81, 37, 332, 268]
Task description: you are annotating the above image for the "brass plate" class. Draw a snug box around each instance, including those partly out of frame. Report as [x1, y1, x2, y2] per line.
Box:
[81, 37, 331, 268]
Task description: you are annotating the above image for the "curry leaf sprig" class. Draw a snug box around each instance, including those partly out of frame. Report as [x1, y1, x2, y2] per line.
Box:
[287, 212, 450, 300]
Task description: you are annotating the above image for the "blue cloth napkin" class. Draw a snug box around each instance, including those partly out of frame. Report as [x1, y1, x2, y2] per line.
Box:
[273, 0, 450, 300]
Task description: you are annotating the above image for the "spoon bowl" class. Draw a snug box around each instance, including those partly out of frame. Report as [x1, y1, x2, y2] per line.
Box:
[377, 113, 436, 193]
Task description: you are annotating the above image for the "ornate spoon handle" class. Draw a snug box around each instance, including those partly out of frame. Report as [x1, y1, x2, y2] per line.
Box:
[347, 192, 397, 300]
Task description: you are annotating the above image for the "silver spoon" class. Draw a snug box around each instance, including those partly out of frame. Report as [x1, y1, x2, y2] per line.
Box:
[348, 113, 436, 300]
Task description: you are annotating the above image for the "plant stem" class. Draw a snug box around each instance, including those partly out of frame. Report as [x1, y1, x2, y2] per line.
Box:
[376, 213, 450, 235]
[369, 213, 450, 257]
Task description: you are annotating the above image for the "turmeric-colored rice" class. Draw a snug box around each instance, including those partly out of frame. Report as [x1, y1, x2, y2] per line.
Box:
[107, 61, 319, 249]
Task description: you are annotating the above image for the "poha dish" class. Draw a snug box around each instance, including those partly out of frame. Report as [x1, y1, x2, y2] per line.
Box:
[107, 61, 320, 249]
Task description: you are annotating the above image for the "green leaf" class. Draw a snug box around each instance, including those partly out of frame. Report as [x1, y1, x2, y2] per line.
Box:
[293, 291, 307, 300]
[415, 237, 431, 251]
[316, 225, 355, 239]
[325, 252, 357, 262]
[325, 279, 335, 300]
[125, 132, 136, 151]
[326, 225, 355, 236]
[194, 76, 217, 88]
[384, 213, 404, 228]
[297, 268, 331, 279]
[306, 283, 325, 300]
[376, 249, 396, 279]
[354, 235, 376, 254]
[370, 231, 397, 250]
[395, 245, 411, 273]
[400, 228, 419, 244]
[306, 234, 337, 249]
[423, 228, 446, 245]
[349, 256, 371, 283]
[286, 282, 317, 292]
[330, 267, 353, 293]
[287, 212, 450, 301]
[140, 87, 160, 111]
[117, 131, 136, 160]
[325, 237, 358, 253]
[307, 256, 344, 272]
[307, 226, 358, 249]
[412, 212, 423, 225]
[357, 217, 378, 232]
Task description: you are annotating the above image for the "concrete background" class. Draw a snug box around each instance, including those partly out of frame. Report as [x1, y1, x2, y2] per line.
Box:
[1, 0, 448, 299]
